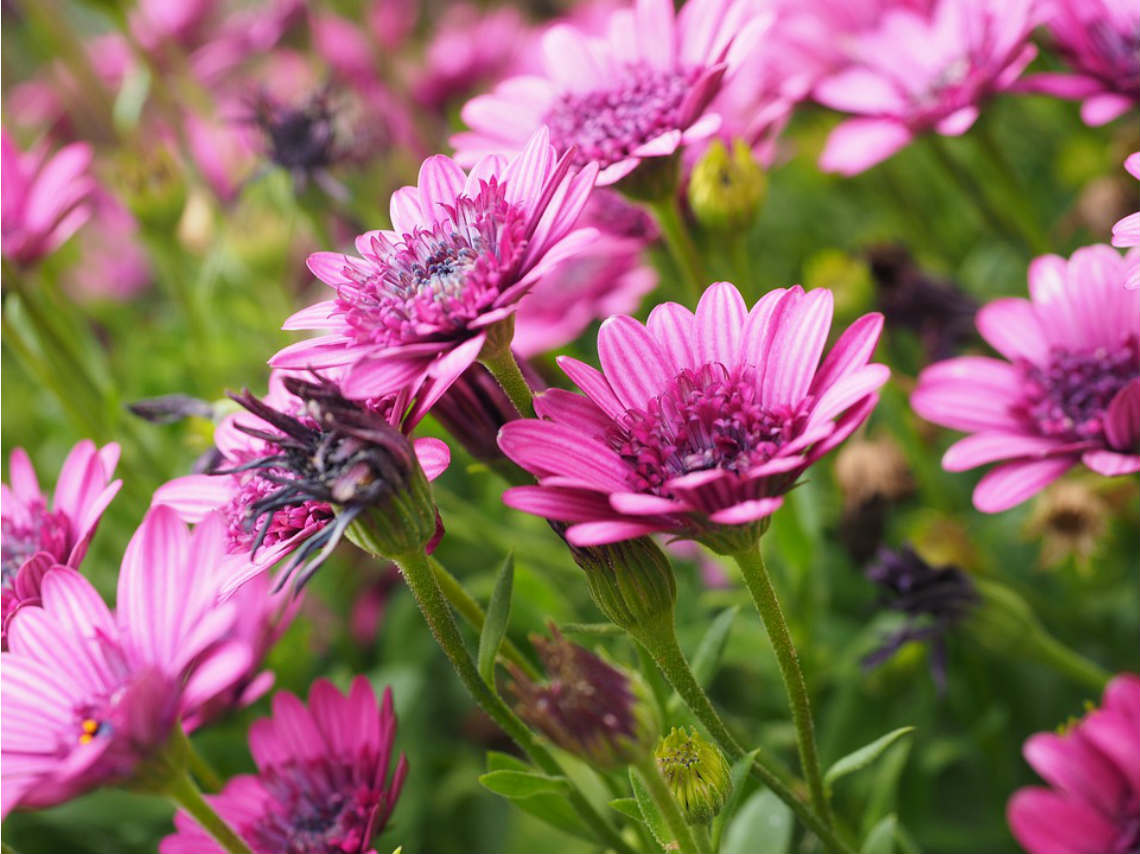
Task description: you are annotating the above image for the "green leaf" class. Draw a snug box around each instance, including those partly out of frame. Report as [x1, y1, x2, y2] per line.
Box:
[608, 798, 643, 822]
[477, 553, 514, 687]
[481, 756, 596, 843]
[477, 770, 568, 799]
[825, 727, 916, 790]
[630, 768, 672, 850]
[861, 813, 898, 854]
[721, 790, 793, 854]
[485, 750, 530, 773]
[691, 606, 739, 688]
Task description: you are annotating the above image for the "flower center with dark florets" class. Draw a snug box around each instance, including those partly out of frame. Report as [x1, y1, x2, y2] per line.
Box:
[543, 62, 703, 169]
[222, 459, 334, 555]
[607, 364, 810, 496]
[252, 761, 377, 854]
[1, 502, 71, 584]
[1016, 337, 1139, 444]
[254, 91, 338, 174]
[336, 180, 529, 346]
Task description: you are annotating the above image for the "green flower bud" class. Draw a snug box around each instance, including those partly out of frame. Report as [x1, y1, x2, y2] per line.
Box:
[110, 146, 187, 231]
[655, 727, 732, 825]
[563, 535, 677, 638]
[687, 139, 766, 232]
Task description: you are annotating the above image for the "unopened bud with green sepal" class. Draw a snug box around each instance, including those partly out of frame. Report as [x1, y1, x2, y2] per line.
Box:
[655, 727, 732, 825]
[688, 139, 766, 232]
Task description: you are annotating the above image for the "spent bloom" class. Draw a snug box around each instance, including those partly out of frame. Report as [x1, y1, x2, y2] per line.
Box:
[499, 282, 888, 551]
[161, 677, 408, 854]
[1, 507, 250, 816]
[2, 441, 121, 645]
[271, 129, 597, 401]
[1, 130, 95, 265]
[451, 0, 770, 185]
[911, 245, 1140, 512]
[813, 0, 1037, 175]
[1007, 673, 1140, 854]
[154, 373, 449, 594]
[1017, 0, 1139, 126]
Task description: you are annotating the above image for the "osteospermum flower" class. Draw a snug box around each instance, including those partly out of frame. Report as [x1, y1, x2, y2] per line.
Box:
[270, 128, 597, 401]
[451, 0, 770, 185]
[499, 282, 888, 550]
[2, 440, 121, 644]
[813, 0, 1036, 175]
[154, 372, 449, 593]
[1112, 154, 1139, 278]
[1, 507, 249, 816]
[1, 130, 95, 265]
[1007, 673, 1140, 854]
[1017, 0, 1139, 127]
[160, 677, 408, 854]
[911, 245, 1140, 512]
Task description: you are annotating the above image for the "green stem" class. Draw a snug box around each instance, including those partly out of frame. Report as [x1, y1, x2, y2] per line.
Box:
[185, 740, 224, 794]
[165, 771, 251, 854]
[731, 547, 831, 833]
[648, 195, 705, 304]
[427, 555, 541, 681]
[692, 821, 714, 854]
[480, 344, 535, 418]
[634, 755, 701, 854]
[1028, 629, 1112, 693]
[393, 550, 634, 854]
[631, 618, 851, 853]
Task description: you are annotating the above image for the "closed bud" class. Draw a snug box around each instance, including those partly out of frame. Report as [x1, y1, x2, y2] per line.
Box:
[688, 139, 766, 232]
[111, 146, 186, 231]
[655, 727, 732, 825]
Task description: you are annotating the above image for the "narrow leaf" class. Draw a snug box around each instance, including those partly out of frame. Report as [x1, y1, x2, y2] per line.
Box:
[691, 605, 739, 688]
[825, 727, 916, 790]
[721, 790, 793, 854]
[861, 813, 898, 854]
[630, 768, 671, 850]
[477, 769, 568, 799]
[477, 553, 514, 687]
[608, 798, 643, 822]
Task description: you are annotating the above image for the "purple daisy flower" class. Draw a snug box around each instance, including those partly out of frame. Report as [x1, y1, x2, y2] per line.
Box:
[270, 128, 597, 402]
[498, 282, 888, 549]
[911, 244, 1140, 512]
[450, 0, 770, 185]
[160, 677, 408, 854]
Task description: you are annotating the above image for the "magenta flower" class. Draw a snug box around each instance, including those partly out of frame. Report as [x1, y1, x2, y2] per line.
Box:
[451, 0, 770, 185]
[161, 677, 408, 854]
[1, 130, 95, 265]
[911, 245, 1140, 513]
[1112, 154, 1139, 281]
[1, 507, 251, 816]
[154, 372, 449, 594]
[499, 282, 888, 547]
[270, 129, 597, 401]
[2, 440, 121, 644]
[1007, 673, 1140, 854]
[1017, 0, 1139, 126]
[813, 0, 1037, 175]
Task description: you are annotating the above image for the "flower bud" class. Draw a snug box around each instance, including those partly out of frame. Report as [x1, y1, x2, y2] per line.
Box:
[510, 627, 658, 770]
[655, 727, 732, 825]
[688, 139, 766, 232]
[110, 146, 186, 231]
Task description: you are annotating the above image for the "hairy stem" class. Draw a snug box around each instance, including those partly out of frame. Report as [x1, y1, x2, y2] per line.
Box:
[480, 345, 535, 418]
[185, 739, 224, 794]
[165, 771, 251, 854]
[634, 754, 701, 854]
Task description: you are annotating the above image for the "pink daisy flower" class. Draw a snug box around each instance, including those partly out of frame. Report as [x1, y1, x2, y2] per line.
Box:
[1016, 0, 1139, 127]
[270, 129, 597, 401]
[160, 677, 408, 854]
[1112, 154, 1139, 274]
[911, 245, 1140, 513]
[1, 130, 95, 265]
[1, 507, 252, 817]
[1007, 673, 1139, 854]
[498, 282, 888, 549]
[2, 440, 121, 645]
[813, 0, 1037, 175]
[450, 0, 770, 186]
[154, 372, 450, 594]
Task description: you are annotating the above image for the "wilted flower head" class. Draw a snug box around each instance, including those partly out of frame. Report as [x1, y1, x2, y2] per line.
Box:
[249, 87, 339, 182]
[1017, 0, 1139, 126]
[2, 441, 121, 645]
[1027, 480, 1111, 571]
[1007, 673, 1140, 854]
[1, 130, 95, 265]
[271, 129, 597, 403]
[500, 282, 888, 552]
[862, 545, 979, 691]
[1, 507, 249, 816]
[161, 677, 408, 854]
[911, 245, 1140, 512]
[452, 0, 770, 185]
[814, 0, 1036, 174]
[510, 627, 657, 769]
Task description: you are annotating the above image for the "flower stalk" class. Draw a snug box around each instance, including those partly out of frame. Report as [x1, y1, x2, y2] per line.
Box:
[634, 754, 701, 854]
[479, 333, 536, 418]
[648, 195, 705, 304]
[163, 770, 252, 854]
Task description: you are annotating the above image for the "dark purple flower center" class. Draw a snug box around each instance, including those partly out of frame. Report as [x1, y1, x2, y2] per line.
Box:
[249, 760, 379, 854]
[543, 62, 703, 169]
[336, 180, 528, 346]
[607, 364, 810, 496]
[1016, 337, 1138, 444]
[222, 465, 334, 554]
[1, 502, 71, 584]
